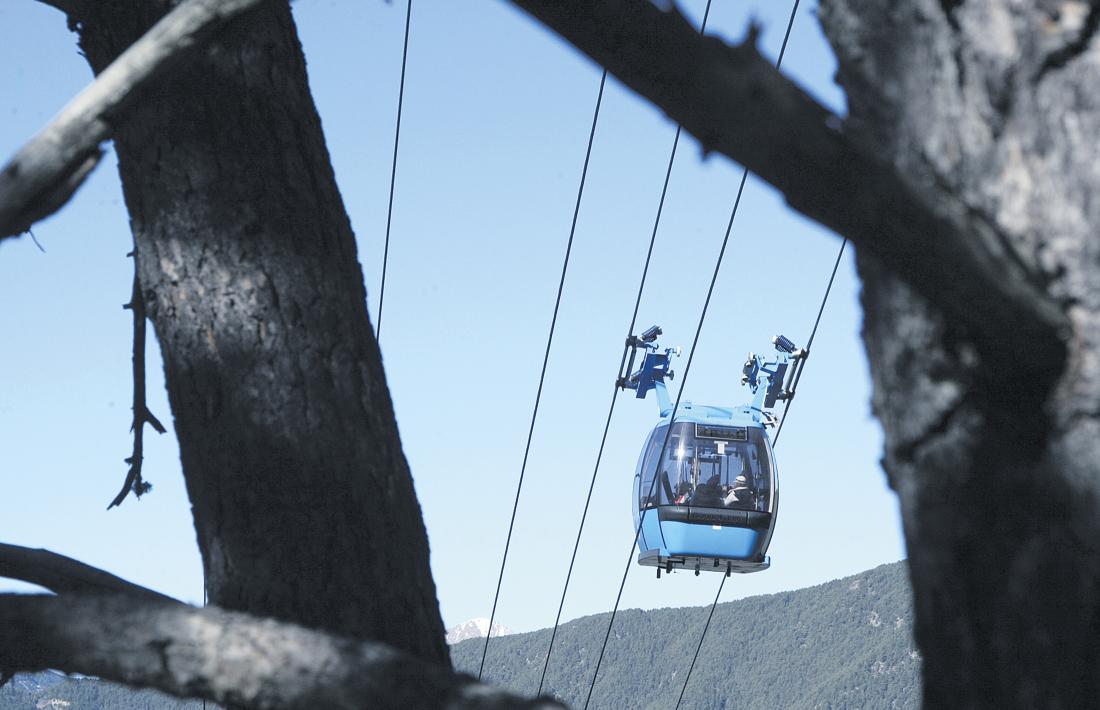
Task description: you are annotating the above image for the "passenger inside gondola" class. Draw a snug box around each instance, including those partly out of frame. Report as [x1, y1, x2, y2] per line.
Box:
[724, 473, 755, 508]
[636, 421, 772, 512]
[690, 472, 724, 507]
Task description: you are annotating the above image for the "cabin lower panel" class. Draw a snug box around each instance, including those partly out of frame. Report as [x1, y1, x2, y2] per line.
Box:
[636, 518, 772, 575]
[660, 520, 761, 558]
[637, 549, 770, 575]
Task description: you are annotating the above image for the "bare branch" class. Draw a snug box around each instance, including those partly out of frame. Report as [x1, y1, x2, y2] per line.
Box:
[0, 543, 173, 602]
[110, 258, 166, 509]
[510, 0, 1069, 373]
[0, 594, 562, 710]
[0, 0, 269, 240]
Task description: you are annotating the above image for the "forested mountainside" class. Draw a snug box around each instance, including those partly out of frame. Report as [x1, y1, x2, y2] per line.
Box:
[452, 561, 919, 709]
[0, 671, 207, 710]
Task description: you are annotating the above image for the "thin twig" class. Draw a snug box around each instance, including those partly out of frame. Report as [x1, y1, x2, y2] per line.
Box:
[27, 229, 46, 253]
[109, 255, 165, 509]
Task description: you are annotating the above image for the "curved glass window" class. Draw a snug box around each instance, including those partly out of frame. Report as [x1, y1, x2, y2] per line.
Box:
[636, 422, 773, 512]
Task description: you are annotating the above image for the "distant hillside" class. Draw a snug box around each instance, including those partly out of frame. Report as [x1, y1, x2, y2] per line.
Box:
[0, 672, 207, 710]
[452, 561, 920, 709]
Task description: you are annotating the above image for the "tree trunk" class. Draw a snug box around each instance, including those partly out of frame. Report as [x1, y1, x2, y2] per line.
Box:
[819, 1, 1100, 706]
[66, 0, 449, 663]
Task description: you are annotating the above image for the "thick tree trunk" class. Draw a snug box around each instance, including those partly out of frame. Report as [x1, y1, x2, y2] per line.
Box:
[819, 1, 1100, 707]
[66, 0, 449, 663]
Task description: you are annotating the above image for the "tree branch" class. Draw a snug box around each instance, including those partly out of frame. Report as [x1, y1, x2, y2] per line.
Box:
[110, 256, 167, 509]
[0, 0, 269, 241]
[509, 0, 1069, 373]
[0, 594, 561, 710]
[0, 543, 173, 602]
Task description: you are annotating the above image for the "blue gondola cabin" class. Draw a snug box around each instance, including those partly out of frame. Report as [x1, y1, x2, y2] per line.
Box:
[618, 327, 804, 577]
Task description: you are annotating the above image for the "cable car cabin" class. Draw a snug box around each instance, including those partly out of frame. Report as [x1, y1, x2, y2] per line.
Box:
[631, 409, 776, 575]
[618, 327, 804, 577]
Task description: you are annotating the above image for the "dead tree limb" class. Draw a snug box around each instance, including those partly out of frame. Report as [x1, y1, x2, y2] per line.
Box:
[509, 0, 1069, 374]
[0, 543, 172, 602]
[110, 257, 166, 509]
[0, 0, 269, 240]
[0, 594, 562, 710]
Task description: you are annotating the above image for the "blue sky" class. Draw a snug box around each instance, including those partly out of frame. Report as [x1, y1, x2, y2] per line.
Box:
[0, 0, 905, 634]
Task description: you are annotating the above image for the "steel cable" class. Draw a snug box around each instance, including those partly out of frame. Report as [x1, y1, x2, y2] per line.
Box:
[533, 0, 716, 697]
[771, 238, 846, 447]
[671, 6, 858, 706]
[581, 166, 749, 709]
[376, 0, 413, 339]
[202, 580, 207, 710]
[674, 573, 727, 709]
[582, 3, 803, 707]
[477, 70, 609, 681]
[673, 235, 847, 708]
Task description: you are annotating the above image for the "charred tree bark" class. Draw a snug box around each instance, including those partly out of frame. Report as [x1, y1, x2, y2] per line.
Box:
[818, 1, 1100, 707]
[62, 0, 449, 662]
[0, 0, 266, 240]
[0, 593, 561, 710]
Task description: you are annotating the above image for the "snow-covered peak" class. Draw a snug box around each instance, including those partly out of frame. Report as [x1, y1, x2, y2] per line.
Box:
[445, 617, 513, 645]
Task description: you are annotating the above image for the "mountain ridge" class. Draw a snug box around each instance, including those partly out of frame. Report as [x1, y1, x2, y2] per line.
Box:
[2, 561, 918, 709]
[446, 617, 514, 645]
[451, 560, 919, 709]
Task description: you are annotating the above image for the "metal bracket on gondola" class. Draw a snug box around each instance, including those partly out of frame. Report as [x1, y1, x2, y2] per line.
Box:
[616, 325, 658, 389]
[743, 334, 806, 416]
[617, 325, 679, 396]
[617, 325, 680, 417]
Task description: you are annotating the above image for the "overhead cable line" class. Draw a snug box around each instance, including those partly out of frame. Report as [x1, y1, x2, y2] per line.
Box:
[376, 0, 413, 340]
[582, 167, 749, 710]
[672, 237, 844, 708]
[674, 572, 727, 709]
[534, 1, 715, 697]
[202, 579, 207, 710]
[477, 70, 609, 681]
[772, 238, 846, 447]
[582, 3, 803, 707]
